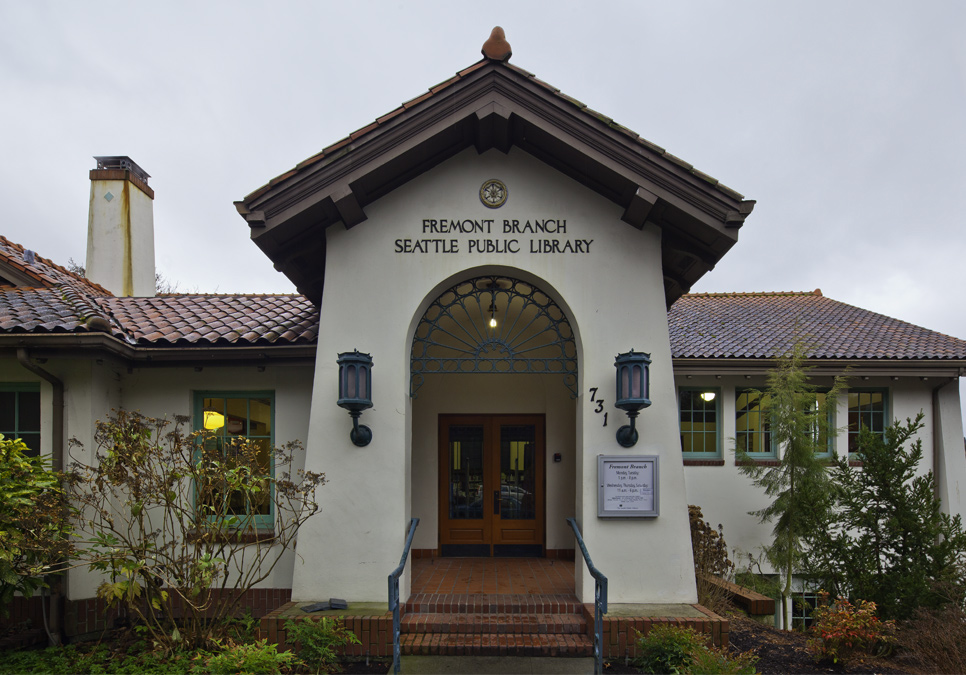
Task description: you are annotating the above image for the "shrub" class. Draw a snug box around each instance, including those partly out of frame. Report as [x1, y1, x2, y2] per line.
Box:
[200, 639, 296, 675]
[806, 592, 896, 664]
[803, 414, 966, 621]
[899, 580, 966, 674]
[634, 624, 705, 674]
[689, 644, 759, 675]
[689, 505, 734, 612]
[0, 436, 72, 616]
[284, 617, 361, 674]
[66, 410, 325, 651]
[634, 625, 758, 675]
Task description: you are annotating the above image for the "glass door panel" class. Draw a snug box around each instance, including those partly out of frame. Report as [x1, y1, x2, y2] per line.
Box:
[499, 425, 536, 521]
[448, 425, 484, 520]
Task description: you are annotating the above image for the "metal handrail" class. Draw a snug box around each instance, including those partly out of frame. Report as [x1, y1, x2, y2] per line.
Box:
[388, 517, 419, 675]
[567, 517, 608, 675]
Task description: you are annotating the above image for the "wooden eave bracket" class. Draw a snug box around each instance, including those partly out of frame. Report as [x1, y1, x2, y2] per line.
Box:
[473, 101, 512, 154]
[331, 184, 368, 229]
[725, 200, 756, 229]
[621, 186, 659, 229]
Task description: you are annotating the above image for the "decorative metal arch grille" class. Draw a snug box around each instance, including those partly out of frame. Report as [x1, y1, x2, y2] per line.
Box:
[411, 276, 577, 397]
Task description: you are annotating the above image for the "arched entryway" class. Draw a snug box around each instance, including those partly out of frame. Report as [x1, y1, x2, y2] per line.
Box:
[409, 274, 578, 558]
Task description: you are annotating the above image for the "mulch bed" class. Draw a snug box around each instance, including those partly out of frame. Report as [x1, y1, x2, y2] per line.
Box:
[602, 613, 930, 674]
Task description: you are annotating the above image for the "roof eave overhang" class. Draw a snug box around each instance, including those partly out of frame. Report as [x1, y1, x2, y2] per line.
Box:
[238, 62, 754, 307]
[672, 357, 966, 379]
[0, 334, 317, 366]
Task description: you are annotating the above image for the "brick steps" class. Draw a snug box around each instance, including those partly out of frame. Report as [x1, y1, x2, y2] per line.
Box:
[401, 631, 593, 656]
[401, 592, 591, 657]
[402, 612, 586, 634]
[405, 593, 581, 614]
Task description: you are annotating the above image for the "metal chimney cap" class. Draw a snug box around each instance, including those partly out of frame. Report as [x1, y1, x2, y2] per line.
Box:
[93, 156, 150, 185]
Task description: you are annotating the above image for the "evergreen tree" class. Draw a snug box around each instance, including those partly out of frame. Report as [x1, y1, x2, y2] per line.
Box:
[736, 342, 845, 630]
[803, 414, 966, 620]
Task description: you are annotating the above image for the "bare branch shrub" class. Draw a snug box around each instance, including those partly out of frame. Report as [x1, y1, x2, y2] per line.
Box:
[689, 504, 734, 612]
[66, 410, 324, 651]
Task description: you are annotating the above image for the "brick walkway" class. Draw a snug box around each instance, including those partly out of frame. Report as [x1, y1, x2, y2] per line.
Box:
[411, 557, 575, 595]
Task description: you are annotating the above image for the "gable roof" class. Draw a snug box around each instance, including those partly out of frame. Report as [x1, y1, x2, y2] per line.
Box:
[235, 50, 756, 307]
[669, 291, 966, 362]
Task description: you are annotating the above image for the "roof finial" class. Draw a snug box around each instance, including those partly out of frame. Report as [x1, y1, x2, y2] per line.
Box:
[482, 26, 512, 61]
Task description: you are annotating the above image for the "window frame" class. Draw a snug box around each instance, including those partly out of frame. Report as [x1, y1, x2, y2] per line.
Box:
[678, 387, 722, 459]
[847, 387, 889, 456]
[809, 388, 835, 459]
[193, 391, 275, 531]
[0, 383, 41, 457]
[735, 388, 776, 459]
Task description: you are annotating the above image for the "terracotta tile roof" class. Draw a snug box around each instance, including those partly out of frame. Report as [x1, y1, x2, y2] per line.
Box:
[97, 295, 318, 346]
[669, 291, 966, 360]
[0, 235, 111, 296]
[2, 266, 964, 360]
[0, 287, 91, 333]
[243, 59, 744, 204]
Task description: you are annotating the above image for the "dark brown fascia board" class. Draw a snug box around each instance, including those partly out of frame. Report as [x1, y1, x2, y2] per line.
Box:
[242, 65, 748, 251]
[0, 334, 317, 366]
[672, 358, 966, 379]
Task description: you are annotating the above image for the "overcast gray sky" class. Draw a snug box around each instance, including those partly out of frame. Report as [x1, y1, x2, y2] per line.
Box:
[2, 1, 965, 416]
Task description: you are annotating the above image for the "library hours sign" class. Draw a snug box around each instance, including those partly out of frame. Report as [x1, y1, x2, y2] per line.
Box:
[597, 455, 659, 518]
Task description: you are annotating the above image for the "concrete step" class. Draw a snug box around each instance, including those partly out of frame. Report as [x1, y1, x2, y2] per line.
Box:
[401, 612, 587, 634]
[401, 631, 594, 657]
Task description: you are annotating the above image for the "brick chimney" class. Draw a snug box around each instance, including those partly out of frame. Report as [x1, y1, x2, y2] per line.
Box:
[86, 156, 156, 297]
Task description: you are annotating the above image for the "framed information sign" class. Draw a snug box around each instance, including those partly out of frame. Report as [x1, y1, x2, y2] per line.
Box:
[597, 455, 659, 518]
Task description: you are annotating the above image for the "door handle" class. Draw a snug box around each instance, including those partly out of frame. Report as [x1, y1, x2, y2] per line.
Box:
[493, 490, 500, 515]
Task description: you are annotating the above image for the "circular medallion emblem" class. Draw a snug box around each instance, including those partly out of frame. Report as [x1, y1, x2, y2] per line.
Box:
[479, 179, 508, 208]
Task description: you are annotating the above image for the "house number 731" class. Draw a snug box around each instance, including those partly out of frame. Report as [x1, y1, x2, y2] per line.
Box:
[588, 387, 607, 427]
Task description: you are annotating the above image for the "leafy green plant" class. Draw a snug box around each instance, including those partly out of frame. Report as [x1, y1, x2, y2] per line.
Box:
[199, 639, 296, 675]
[806, 592, 896, 664]
[803, 414, 966, 620]
[634, 624, 759, 675]
[689, 644, 759, 674]
[66, 410, 325, 650]
[633, 624, 707, 674]
[0, 435, 73, 616]
[285, 617, 361, 674]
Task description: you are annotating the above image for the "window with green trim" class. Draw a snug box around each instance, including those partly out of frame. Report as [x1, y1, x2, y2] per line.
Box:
[0, 384, 40, 457]
[194, 392, 274, 529]
[678, 388, 720, 458]
[848, 388, 887, 454]
[735, 389, 774, 457]
[809, 390, 834, 458]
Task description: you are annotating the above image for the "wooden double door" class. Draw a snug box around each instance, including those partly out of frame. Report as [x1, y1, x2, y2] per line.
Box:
[438, 415, 545, 557]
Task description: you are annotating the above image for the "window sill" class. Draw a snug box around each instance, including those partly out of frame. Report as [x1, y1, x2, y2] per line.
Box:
[735, 459, 780, 467]
[683, 459, 725, 467]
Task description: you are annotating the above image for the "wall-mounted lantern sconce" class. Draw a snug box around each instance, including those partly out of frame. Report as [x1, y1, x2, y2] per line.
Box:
[337, 350, 373, 447]
[614, 350, 651, 448]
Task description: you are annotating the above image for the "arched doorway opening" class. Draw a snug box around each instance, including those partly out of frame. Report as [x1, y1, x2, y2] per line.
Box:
[409, 275, 578, 557]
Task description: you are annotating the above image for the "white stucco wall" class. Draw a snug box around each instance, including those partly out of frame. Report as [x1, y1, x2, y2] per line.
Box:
[294, 147, 698, 605]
